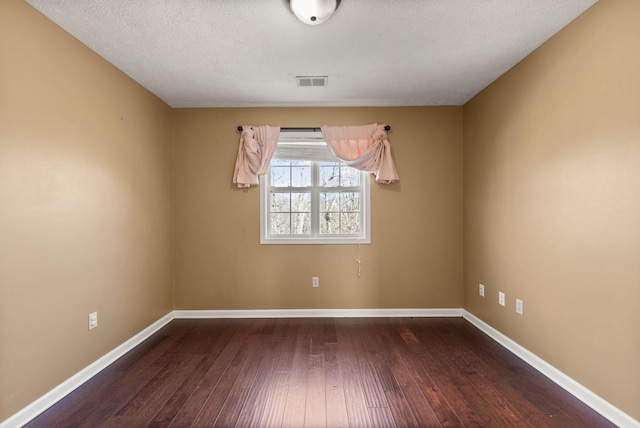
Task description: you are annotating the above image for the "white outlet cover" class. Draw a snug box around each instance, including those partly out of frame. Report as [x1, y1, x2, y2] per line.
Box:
[498, 292, 505, 306]
[479, 283, 485, 297]
[88, 312, 98, 330]
[516, 299, 524, 315]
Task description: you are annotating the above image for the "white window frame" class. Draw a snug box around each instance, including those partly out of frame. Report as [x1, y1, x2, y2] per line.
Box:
[260, 134, 370, 245]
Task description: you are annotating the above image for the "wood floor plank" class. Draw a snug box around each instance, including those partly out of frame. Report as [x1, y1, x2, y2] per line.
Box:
[304, 354, 327, 427]
[273, 320, 299, 375]
[259, 318, 278, 336]
[322, 318, 338, 344]
[288, 320, 311, 388]
[446, 352, 526, 426]
[367, 406, 397, 428]
[309, 319, 326, 355]
[269, 318, 291, 342]
[259, 324, 299, 427]
[71, 329, 196, 428]
[148, 323, 235, 426]
[167, 322, 252, 427]
[393, 319, 420, 345]
[257, 375, 289, 427]
[450, 319, 610, 427]
[450, 346, 560, 427]
[114, 353, 204, 422]
[378, 324, 444, 427]
[236, 340, 286, 427]
[324, 343, 349, 428]
[280, 321, 312, 426]
[399, 319, 518, 426]
[191, 324, 268, 426]
[392, 350, 462, 427]
[24, 317, 617, 428]
[24, 370, 125, 427]
[212, 387, 252, 427]
[347, 320, 389, 409]
[384, 390, 420, 428]
[213, 332, 270, 425]
[281, 386, 307, 428]
[375, 362, 420, 427]
[335, 319, 373, 427]
[415, 331, 513, 426]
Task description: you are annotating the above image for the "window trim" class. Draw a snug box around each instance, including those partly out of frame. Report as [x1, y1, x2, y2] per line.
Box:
[260, 159, 371, 245]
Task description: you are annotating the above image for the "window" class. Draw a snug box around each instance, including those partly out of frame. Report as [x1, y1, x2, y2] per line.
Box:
[260, 133, 370, 244]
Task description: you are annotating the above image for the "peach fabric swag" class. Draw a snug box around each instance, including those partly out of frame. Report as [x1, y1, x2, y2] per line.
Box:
[320, 124, 399, 184]
[233, 125, 281, 188]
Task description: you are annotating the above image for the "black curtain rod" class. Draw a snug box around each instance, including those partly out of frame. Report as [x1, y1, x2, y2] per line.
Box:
[237, 125, 391, 132]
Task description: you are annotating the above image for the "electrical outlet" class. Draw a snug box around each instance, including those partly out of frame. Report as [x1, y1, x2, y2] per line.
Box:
[479, 283, 485, 297]
[312, 277, 319, 288]
[498, 292, 505, 306]
[516, 299, 524, 315]
[88, 312, 98, 330]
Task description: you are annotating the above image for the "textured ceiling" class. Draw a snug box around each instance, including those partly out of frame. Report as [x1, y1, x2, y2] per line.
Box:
[25, 0, 598, 108]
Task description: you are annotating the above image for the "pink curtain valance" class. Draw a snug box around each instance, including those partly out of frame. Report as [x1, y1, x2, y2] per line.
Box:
[232, 125, 280, 188]
[320, 124, 399, 184]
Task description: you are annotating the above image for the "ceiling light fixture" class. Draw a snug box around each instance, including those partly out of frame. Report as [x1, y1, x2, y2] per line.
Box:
[289, 0, 341, 25]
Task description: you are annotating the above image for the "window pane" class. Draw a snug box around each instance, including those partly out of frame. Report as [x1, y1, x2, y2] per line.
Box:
[340, 166, 360, 186]
[320, 192, 340, 212]
[271, 193, 290, 212]
[291, 192, 311, 212]
[319, 163, 341, 187]
[271, 213, 290, 234]
[262, 148, 369, 243]
[341, 212, 360, 234]
[320, 212, 340, 234]
[271, 166, 290, 187]
[291, 166, 311, 187]
[341, 192, 360, 212]
[291, 160, 310, 166]
[291, 213, 311, 234]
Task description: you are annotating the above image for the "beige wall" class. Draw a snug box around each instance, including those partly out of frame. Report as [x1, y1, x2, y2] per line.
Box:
[0, 0, 173, 420]
[173, 107, 463, 310]
[463, 0, 640, 420]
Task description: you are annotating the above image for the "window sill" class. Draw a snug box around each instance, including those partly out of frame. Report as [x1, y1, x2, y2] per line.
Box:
[260, 236, 371, 245]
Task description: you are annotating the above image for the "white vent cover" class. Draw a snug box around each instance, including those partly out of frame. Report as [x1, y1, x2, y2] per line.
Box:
[296, 76, 328, 87]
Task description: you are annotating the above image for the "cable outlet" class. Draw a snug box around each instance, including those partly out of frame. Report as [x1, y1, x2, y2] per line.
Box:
[516, 299, 524, 315]
[498, 292, 505, 306]
[479, 284, 485, 297]
[312, 277, 319, 288]
[88, 312, 98, 330]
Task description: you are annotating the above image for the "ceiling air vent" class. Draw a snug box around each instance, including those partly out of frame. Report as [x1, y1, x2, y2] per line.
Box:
[296, 76, 328, 87]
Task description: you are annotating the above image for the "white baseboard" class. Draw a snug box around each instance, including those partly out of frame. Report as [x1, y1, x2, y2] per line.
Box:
[5, 308, 637, 428]
[462, 310, 639, 428]
[0, 312, 175, 428]
[173, 307, 464, 319]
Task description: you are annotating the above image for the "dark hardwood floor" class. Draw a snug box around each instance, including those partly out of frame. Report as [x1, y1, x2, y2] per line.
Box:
[26, 317, 615, 427]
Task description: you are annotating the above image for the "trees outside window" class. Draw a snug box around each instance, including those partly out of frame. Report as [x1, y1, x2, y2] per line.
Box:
[260, 148, 370, 245]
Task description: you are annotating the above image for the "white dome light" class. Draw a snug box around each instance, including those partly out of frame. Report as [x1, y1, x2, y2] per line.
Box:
[290, 0, 340, 25]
